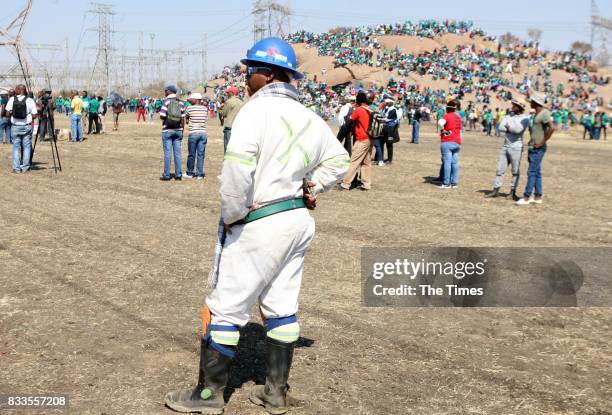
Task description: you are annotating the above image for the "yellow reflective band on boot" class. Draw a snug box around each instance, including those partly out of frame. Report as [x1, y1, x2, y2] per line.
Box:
[266, 322, 300, 343]
[210, 330, 240, 346]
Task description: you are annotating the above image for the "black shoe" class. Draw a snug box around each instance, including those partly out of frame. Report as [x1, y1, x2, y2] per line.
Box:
[250, 337, 295, 415]
[160, 176, 171, 181]
[485, 187, 500, 198]
[175, 175, 182, 181]
[165, 338, 234, 414]
[510, 189, 520, 202]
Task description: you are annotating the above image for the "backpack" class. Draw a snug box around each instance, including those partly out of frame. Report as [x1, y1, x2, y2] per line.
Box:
[12, 97, 27, 119]
[367, 112, 384, 138]
[165, 98, 182, 129]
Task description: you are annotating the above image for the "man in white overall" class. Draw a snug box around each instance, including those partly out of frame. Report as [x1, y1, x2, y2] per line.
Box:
[165, 37, 350, 414]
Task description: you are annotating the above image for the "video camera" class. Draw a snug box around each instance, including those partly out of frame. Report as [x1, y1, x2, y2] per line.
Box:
[40, 89, 53, 107]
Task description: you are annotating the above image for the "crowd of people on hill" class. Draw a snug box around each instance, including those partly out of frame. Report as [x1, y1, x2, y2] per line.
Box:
[203, 61, 609, 147]
[283, 20, 609, 121]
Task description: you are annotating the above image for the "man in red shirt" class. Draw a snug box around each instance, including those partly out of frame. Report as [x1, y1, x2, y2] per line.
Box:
[339, 91, 373, 190]
[437, 99, 462, 188]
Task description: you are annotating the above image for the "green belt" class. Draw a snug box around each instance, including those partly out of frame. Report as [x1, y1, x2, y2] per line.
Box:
[234, 198, 306, 225]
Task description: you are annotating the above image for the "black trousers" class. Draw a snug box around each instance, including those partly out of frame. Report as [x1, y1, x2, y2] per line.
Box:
[336, 125, 353, 156]
[383, 125, 398, 162]
[88, 113, 100, 134]
[385, 140, 393, 162]
[38, 117, 51, 140]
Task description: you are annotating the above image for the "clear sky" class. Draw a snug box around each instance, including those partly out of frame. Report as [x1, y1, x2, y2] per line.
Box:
[0, 0, 607, 83]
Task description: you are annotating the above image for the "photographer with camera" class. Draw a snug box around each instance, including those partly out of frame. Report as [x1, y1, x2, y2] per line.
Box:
[37, 89, 55, 142]
[6, 84, 37, 173]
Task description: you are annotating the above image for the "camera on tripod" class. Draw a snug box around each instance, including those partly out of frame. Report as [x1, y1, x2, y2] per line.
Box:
[40, 89, 53, 108]
[30, 88, 62, 174]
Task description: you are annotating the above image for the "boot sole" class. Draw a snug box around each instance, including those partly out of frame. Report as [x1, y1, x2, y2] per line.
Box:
[164, 397, 224, 414]
[249, 392, 288, 415]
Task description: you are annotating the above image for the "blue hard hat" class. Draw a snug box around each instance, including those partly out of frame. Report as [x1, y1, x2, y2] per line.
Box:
[241, 37, 304, 80]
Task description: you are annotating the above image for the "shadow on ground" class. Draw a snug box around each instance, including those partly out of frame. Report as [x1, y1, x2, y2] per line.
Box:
[225, 322, 314, 401]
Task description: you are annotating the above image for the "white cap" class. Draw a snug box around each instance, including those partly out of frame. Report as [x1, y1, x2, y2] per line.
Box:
[189, 93, 203, 100]
[530, 93, 546, 107]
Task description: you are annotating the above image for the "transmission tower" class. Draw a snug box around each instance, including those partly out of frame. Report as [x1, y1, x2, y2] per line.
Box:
[88, 2, 115, 96]
[0, 0, 33, 91]
[252, 0, 291, 42]
[591, 0, 611, 66]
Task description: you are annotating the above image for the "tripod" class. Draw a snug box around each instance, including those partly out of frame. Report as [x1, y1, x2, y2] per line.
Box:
[31, 103, 62, 173]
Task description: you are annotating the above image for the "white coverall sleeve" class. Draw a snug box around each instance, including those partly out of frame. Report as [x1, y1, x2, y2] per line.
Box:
[337, 105, 348, 127]
[306, 127, 350, 195]
[219, 107, 259, 225]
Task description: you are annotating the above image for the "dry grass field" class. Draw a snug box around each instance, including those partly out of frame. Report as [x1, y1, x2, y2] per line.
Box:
[1, 113, 611, 415]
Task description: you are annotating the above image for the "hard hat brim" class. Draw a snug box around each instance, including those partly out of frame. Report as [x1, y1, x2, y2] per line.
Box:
[240, 58, 304, 80]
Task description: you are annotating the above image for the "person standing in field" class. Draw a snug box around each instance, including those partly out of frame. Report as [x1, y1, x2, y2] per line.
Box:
[87, 94, 101, 135]
[437, 99, 462, 189]
[219, 86, 243, 152]
[339, 91, 374, 190]
[411, 106, 421, 144]
[6, 84, 37, 173]
[184, 93, 208, 179]
[0, 90, 11, 144]
[112, 101, 123, 131]
[336, 96, 355, 156]
[97, 96, 107, 134]
[164, 37, 349, 415]
[137, 99, 146, 123]
[70, 90, 84, 142]
[516, 94, 554, 205]
[485, 99, 530, 201]
[159, 85, 186, 181]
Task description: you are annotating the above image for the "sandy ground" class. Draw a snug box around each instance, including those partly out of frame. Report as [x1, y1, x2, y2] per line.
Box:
[1, 113, 611, 415]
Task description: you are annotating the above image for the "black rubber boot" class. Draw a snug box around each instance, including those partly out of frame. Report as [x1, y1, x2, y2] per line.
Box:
[485, 187, 500, 198]
[249, 337, 295, 414]
[510, 188, 520, 201]
[165, 339, 234, 414]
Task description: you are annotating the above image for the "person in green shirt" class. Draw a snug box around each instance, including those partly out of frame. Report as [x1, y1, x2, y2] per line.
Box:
[602, 112, 609, 140]
[561, 109, 569, 130]
[219, 87, 243, 151]
[55, 97, 64, 114]
[516, 94, 554, 205]
[483, 109, 493, 136]
[552, 109, 561, 129]
[87, 94, 101, 134]
[580, 111, 594, 140]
